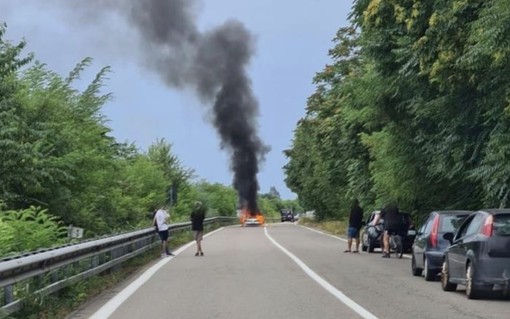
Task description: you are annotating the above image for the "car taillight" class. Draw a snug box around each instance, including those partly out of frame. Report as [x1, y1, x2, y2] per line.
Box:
[429, 216, 439, 248]
[481, 215, 494, 237]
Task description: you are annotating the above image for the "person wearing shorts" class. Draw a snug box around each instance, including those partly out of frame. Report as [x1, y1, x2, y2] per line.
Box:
[191, 201, 206, 256]
[154, 207, 174, 257]
[373, 204, 403, 258]
[344, 199, 364, 253]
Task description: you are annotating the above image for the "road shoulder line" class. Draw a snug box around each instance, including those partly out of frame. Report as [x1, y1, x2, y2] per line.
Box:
[88, 227, 225, 319]
[264, 227, 379, 319]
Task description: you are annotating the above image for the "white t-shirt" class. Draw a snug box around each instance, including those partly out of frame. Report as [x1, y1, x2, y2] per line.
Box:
[154, 209, 169, 231]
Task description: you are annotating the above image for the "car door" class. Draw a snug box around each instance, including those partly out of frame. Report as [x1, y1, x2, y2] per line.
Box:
[413, 214, 434, 269]
[447, 215, 474, 279]
[361, 213, 372, 247]
[448, 213, 484, 280]
[458, 213, 486, 270]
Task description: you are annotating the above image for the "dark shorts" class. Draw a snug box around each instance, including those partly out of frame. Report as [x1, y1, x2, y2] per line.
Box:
[347, 226, 361, 239]
[158, 229, 169, 241]
[384, 226, 405, 236]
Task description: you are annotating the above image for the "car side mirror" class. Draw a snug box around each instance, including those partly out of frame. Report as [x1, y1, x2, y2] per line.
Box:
[443, 232, 454, 245]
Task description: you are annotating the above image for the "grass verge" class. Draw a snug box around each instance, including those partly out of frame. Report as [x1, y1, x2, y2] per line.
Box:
[298, 217, 348, 237]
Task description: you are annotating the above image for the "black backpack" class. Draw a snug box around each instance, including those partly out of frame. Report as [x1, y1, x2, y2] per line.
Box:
[152, 211, 159, 232]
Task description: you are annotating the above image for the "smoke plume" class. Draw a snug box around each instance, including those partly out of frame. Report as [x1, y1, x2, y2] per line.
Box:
[85, 0, 267, 213]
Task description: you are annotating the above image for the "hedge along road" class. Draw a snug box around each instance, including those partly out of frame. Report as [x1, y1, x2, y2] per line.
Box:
[76, 224, 509, 319]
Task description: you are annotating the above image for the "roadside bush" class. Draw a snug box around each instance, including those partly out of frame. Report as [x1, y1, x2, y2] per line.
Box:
[0, 206, 68, 257]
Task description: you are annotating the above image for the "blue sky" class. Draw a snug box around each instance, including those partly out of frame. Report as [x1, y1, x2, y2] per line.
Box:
[1, 1, 352, 200]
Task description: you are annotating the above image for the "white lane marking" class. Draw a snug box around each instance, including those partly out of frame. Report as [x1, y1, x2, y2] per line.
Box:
[89, 227, 225, 319]
[298, 225, 347, 242]
[264, 227, 379, 319]
[297, 224, 411, 259]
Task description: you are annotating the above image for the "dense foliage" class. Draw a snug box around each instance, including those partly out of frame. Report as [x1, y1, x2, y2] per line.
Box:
[284, 1, 510, 220]
[0, 23, 298, 256]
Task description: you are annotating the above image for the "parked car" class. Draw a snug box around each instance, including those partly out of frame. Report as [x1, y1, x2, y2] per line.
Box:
[441, 209, 510, 299]
[361, 211, 416, 253]
[280, 209, 295, 222]
[411, 210, 471, 281]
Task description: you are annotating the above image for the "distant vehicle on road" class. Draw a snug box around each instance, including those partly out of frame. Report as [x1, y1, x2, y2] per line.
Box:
[280, 209, 295, 222]
[411, 210, 471, 281]
[361, 210, 416, 253]
[441, 209, 510, 299]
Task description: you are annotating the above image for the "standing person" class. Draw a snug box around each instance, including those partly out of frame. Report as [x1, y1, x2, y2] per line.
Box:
[372, 203, 402, 258]
[153, 206, 174, 257]
[344, 199, 364, 253]
[191, 201, 206, 256]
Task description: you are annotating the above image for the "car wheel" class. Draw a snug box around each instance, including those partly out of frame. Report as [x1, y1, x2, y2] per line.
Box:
[368, 238, 375, 253]
[361, 233, 368, 251]
[411, 254, 422, 276]
[502, 286, 510, 300]
[466, 263, 482, 299]
[424, 256, 436, 281]
[441, 259, 457, 291]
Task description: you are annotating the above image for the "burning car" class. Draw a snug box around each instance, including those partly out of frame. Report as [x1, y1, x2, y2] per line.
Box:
[239, 209, 265, 227]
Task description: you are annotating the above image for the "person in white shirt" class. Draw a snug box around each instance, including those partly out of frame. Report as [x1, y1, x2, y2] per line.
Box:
[153, 207, 174, 257]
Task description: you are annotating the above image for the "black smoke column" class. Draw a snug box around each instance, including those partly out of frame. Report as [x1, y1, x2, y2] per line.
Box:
[102, 0, 268, 213]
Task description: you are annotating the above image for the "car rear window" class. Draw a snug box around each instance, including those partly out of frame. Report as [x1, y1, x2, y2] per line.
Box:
[439, 215, 468, 232]
[493, 215, 510, 236]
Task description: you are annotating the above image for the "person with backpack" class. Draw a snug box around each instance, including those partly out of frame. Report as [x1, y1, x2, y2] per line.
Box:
[153, 206, 174, 258]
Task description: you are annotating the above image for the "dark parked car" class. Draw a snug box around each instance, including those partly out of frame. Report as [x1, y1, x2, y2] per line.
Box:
[441, 209, 510, 299]
[361, 211, 416, 253]
[280, 209, 295, 222]
[411, 210, 471, 281]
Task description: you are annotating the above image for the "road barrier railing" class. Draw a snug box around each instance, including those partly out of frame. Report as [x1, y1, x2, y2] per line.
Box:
[0, 216, 238, 316]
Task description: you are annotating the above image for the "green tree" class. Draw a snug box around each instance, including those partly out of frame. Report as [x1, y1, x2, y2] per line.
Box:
[147, 139, 195, 206]
[194, 181, 237, 216]
[285, 0, 510, 222]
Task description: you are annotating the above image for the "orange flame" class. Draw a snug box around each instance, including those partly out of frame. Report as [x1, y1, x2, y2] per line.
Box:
[239, 209, 265, 226]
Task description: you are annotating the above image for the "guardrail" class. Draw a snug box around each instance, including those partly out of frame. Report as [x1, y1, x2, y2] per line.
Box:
[0, 216, 238, 317]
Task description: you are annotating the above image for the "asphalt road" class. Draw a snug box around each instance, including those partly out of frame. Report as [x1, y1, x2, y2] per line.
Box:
[70, 223, 510, 319]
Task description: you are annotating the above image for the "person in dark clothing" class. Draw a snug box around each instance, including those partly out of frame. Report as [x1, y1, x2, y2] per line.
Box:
[191, 201, 206, 256]
[373, 204, 404, 258]
[344, 199, 364, 253]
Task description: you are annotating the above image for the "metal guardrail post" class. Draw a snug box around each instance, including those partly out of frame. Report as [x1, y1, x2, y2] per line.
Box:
[0, 216, 239, 316]
[92, 255, 99, 269]
[50, 270, 58, 284]
[4, 285, 13, 305]
[111, 248, 119, 272]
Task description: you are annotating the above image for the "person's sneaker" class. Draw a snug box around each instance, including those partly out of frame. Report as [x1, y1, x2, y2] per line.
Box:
[200, 252, 204, 256]
[167, 252, 175, 256]
[381, 253, 390, 258]
[195, 252, 199, 256]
